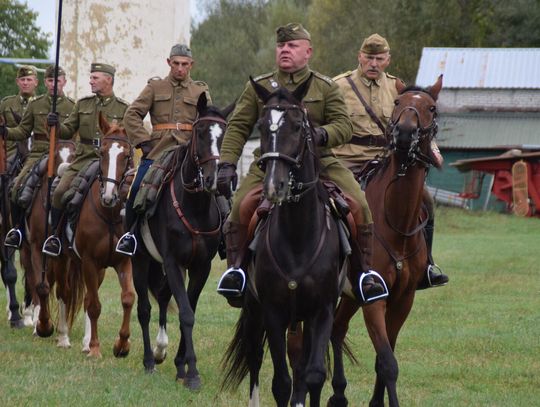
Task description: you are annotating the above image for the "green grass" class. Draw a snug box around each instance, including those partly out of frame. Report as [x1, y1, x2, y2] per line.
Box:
[0, 207, 539, 406]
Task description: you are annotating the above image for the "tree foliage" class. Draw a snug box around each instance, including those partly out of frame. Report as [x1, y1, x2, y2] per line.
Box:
[192, 0, 539, 103]
[0, 0, 51, 97]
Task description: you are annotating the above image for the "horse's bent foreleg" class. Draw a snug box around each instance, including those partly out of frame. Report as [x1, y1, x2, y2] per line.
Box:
[113, 259, 135, 358]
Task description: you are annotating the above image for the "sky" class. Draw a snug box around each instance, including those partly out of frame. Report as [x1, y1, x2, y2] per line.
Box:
[25, 0, 201, 58]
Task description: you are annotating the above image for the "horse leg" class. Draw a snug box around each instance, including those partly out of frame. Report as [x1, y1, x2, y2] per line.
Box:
[363, 301, 400, 407]
[133, 254, 155, 373]
[288, 323, 307, 406]
[1, 252, 23, 328]
[19, 244, 36, 328]
[164, 255, 200, 389]
[153, 278, 171, 364]
[328, 296, 361, 407]
[112, 259, 135, 358]
[53, 256, 71, 348]
[29, 244, 55, 338]
[82, 261, 105, 358]
[264, 308, 292, 407]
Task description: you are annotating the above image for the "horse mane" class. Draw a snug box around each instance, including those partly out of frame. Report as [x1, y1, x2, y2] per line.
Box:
[399, 85, 427, 95]
[202, 105, 227, 120]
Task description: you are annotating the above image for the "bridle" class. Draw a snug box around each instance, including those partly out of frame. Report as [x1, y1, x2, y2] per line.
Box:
[386, 90, 439, 177]
[257, 103, 319, 202]
[180, 115, 227, 193]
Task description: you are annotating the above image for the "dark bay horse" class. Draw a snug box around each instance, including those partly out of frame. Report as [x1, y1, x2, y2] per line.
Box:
[18, 139, 76, 338]
[56, 116, 135, 357]
[328, 76, 444, 407]
[132, 93, 231, 389]
[222, 78, 342, 407]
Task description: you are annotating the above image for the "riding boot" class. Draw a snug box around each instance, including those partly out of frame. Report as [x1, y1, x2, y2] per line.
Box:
[116, 200, 138, 256]
[418, 218, 449, 289]
[42, 207, 63, 257]
[216, 195, 231, 260]
[216, 221, 249, 299]
[351, 223, 388, 303]
[4, 202, 25, 249]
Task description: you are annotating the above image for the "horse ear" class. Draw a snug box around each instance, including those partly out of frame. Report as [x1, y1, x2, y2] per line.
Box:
[98, 111, 111, 135]
[197, 92, 208, 114]
[292, 73, 313, 103]
[396, 78, 406, 94]
[221, 99, 237, 119]
[249, 76, 272, 103]
[428, 74, 443, 101]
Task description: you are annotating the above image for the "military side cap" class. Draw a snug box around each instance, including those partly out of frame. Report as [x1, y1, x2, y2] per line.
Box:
[170, 44, 192, 58]
[17, 65, 37, 78]
[360, 33, 390, 54]
[45, 65, 66, 78]
[276, 23, 311, 42]
[90, 62, 116, 76]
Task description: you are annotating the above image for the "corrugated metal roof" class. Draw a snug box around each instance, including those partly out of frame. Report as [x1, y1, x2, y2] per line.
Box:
[416, 48, 540, 89]
[437, 111, 540, 150]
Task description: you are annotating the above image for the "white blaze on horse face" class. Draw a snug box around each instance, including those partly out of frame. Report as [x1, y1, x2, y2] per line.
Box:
[266, 109, 285, 197]
[209, 123, 222, 158]
[104, 142, 124, 200]
[58, 146, 71, 164]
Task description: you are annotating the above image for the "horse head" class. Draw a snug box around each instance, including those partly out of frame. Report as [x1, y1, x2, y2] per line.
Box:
[97, 113, 132, 207]
[388, 75, 443, 174]
[251, 75, 317, 204]
[184, 92, 228, 193]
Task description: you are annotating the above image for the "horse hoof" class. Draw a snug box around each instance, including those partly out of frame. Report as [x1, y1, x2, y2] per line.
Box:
[154, 354, 166, 365]
[36, 322, 54, 338]
[181, 376, 201, 391]
[327, 395, 348, 407]
[87, 349, 102, 358]
[113, 340, 130, 358]
[144, 366, 156, 374]
[9, 318, 25, 329]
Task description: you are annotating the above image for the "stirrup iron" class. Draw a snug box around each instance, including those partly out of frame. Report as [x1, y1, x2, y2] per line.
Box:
[4, 228, 22, 248]
[42, 236, 61, 257]
[359, 270, 389, 303]
[217, 268, 246, 297]
[115, 232, 138, 256]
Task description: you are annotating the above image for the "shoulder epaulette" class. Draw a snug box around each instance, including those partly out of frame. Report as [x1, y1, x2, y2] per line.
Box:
[1, 95, 17, 104]
[194, 80, 208, 87]
[332, 71, 353, 81]
[115, 97, 130, 106]
[32, 94, 46, 102]
[147, 76, 161, 83]
[253, 72, 274, 82]
[385, 72, 398, 80]
[313, 71, 334, 85]
[65, 95, 75, 103]
[79, 94, 96, 101]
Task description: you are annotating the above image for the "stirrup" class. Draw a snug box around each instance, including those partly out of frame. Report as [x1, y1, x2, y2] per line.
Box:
[217, 267, 246, 298]
[425, 264, 448, 287]
[42, 235, 62, 257]
[358, 270, 389, 303]
[4, 228, 22, 249]
[115, 232, 137, 256]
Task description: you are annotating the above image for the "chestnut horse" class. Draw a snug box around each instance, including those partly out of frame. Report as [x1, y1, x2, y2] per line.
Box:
[56, 116, 135, 357]
[17, 139, 76, 337]
[327, 76, 444, 407]
[222, 77, 342, 407]
[132, 93, 231, 389]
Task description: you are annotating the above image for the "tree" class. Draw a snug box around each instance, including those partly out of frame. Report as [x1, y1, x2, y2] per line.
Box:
[0, 0, 51, 97]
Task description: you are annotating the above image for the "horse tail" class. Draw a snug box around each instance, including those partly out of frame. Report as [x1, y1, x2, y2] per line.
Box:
[65, 261, 85, 329]
[220, 299, 265, 391]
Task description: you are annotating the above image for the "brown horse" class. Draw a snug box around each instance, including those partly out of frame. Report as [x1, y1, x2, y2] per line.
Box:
[18, 139, 76, 338]
[55, 116, 135, 357]
[328, 76, 444, 407]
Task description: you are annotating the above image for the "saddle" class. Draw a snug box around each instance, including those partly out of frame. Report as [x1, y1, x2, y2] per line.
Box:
[353, 158, 384, 190]
[133, 145, 181, 218]
[63, 159, 100, 229]
[15, 154, 48, 209]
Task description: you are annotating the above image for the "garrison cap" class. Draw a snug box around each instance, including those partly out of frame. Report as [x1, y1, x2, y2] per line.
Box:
[45, 65, 66, 78]
[276, 23, 311, 43]
[17, 65, 37, 78]
[90, 62, 116, 76]
[169, 44, 192, 58]
[360, 33, 390, 54]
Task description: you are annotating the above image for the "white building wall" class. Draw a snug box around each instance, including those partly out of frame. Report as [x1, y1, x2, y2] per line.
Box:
[59, 0, 191, 102]
[439, 89, 540, 111]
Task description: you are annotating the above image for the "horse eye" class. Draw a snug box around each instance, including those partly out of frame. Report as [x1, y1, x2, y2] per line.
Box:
[429, 106, 436, 112]
[394, 99, 400, 105]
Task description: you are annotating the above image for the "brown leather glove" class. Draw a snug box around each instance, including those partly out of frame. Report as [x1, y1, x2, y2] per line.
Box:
[216, 162, 238, 199]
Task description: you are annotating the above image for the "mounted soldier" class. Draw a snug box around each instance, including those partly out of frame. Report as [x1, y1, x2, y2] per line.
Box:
[41, 63, 129, 256]
[2, 65, 75, 249]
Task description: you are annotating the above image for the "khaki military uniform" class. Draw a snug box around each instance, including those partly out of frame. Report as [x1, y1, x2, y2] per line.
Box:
[221, 66, 371, 224]
[52, 93, 129, 208]
[124, 73, 210, 160]
[7, 94, 75, 201]
[0, 93, 36, 157]
[332, 70, 399, 166]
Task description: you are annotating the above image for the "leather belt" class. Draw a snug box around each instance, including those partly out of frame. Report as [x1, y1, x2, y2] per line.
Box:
[33, 133, 48, 141]
[80, 138, 101, 148]
[349, 135, 387, 147]
[153, 122, 193, 131]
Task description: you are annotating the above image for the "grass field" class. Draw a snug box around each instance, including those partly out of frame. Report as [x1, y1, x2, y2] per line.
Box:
[1, 207, 539, 406]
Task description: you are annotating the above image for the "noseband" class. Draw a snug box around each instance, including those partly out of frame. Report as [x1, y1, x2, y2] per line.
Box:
[257, 104, 319, 202]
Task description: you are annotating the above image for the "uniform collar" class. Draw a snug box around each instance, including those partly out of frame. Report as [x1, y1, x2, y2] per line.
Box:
[168, 73, 192, 88]
[18, 93, 33, 105]
[277, 65, 310, 86]
[97, 92, 115, 106]
[357, 69, 382, 87]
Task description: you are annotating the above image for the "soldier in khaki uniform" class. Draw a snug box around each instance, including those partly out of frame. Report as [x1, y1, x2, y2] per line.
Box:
[42, 63, 129, 256]
[333, 33, 448, 288]
[2, 65, 75, 248]
[216, 23, 387, 303]
[0, 65, 39, 158]
[116, 44, 211, 255]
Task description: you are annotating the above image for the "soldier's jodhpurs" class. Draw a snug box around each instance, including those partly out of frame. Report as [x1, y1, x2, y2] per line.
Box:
[227, 158, 374, 272]
[124, 158, 153, 229]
